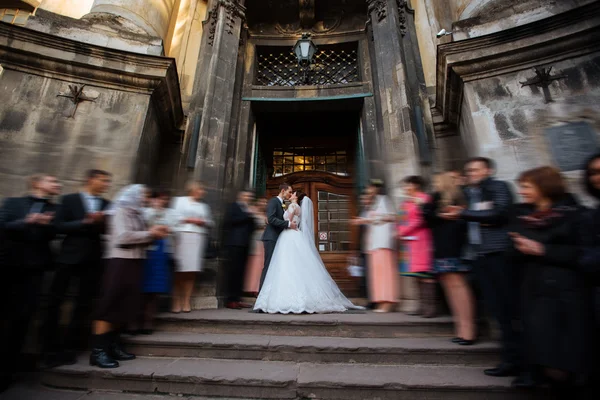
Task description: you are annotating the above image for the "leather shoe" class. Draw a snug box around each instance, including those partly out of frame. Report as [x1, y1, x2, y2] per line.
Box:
[226, 302, 242, 310]
[89, 348, 119, 369]
[484, 363, 520, 377]
[108, 342, 136, 361]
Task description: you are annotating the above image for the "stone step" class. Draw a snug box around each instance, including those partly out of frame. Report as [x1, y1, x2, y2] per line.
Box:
[42, 356, 549, 400]
[154, 309, 457, 338]
[125, 332, 500, 365]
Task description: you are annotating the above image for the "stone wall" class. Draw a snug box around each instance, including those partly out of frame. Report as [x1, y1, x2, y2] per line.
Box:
[26, 9, 163, 55]
[167, 0, 208, 112]
[38, 0, 94, 19]
[414, 0, 595, 93]
[134, 103, 165, 187]
[459, 53, 600, 199]
[453, 0, 596, 39]
[434, 1, 600, 198]
[0, 22, 182, 198]
[0, 68, 151, 197]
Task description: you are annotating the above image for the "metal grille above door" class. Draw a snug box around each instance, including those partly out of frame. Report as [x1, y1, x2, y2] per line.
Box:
[255, 42, 359, 87]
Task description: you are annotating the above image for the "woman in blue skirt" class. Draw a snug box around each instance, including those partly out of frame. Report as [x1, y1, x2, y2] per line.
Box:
[139, 189, 177, 334]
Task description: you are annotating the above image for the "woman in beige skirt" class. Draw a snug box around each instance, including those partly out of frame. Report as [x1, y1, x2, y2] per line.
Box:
[172, 181, 213, 313]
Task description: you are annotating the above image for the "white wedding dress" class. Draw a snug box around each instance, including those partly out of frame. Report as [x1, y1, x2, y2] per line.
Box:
[254, 197, 363, 314]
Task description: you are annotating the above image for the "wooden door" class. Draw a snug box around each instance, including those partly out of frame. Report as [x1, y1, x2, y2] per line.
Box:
[266, 171, 359, 296]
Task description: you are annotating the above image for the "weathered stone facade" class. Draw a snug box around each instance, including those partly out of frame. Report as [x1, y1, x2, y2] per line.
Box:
[0, 20, 182, 197]
[0, 0, 599, 307]
[433, 1, 600, 201]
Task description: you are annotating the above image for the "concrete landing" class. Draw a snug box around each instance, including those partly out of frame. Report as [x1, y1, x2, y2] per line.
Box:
[42, 355, 547, 400]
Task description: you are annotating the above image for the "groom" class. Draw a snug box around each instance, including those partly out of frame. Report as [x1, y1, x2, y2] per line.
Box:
[259, 183, 297, 289]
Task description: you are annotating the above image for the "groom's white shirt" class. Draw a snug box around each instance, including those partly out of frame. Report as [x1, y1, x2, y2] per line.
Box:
[277, 195, 291, 228]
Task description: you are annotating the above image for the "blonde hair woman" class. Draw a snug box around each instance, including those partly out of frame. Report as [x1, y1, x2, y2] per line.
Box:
[172, 181, 213, 313]
[423, 172, 476, 344]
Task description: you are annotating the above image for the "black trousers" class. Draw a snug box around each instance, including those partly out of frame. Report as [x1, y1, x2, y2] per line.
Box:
[41, 260, 102, 354]
[260, 240, 277, 290]
[225, 246, 250, 303]
[473, 252, 521, 366]
[1, 268, 44, 379]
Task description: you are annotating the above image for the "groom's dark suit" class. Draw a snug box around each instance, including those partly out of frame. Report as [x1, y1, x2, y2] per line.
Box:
[260, 196, 289, 289]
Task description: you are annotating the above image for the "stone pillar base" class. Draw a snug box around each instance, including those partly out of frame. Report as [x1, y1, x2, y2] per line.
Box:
[191, 283, 218, 310]
[398, 275, 419, 313]
[191, 295, 218, 310]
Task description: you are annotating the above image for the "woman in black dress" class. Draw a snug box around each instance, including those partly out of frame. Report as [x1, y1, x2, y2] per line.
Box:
[423, 172, 475, 345]
[508, 166, 591, 393]
[581, 153, 600, 399]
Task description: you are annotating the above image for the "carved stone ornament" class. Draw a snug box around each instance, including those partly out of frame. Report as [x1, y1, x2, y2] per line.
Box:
[207, 0, 247, 46]
[396, 0, 407, 36]
[299, 0, 315, 28]
[367, 0, 387, 23]
[57, 84, 99, 118]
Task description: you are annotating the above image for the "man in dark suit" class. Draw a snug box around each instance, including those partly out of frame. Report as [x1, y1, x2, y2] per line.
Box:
[443, 157, 519, 379]
[41, 169, 112, 368]
[0, 174, 61, 390]
[260, 183, 296, 290]
[223, 189, 256, 309]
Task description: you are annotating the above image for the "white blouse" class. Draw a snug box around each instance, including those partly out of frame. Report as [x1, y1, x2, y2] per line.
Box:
[172, 196, 214, 235]
[365, 195, 396, 251]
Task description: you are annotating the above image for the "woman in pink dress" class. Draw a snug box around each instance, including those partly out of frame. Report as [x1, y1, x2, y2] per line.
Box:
[243, 198, 267, 297]
[354, 180, 398, 313]
[398, 176, 435, 317]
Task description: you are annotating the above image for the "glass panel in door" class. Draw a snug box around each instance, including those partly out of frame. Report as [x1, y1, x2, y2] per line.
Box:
[317, 191, 351, 252]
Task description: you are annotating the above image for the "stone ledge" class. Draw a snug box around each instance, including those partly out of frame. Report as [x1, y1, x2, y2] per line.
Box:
[125, 332, 499, 365]
[152, 309, 457, 338]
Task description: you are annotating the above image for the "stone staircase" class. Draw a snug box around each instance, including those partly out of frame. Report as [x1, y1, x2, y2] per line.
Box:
[42, 310, 548, 399]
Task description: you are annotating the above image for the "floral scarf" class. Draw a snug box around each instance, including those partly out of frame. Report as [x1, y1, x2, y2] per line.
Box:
[518, 205, 577, 229]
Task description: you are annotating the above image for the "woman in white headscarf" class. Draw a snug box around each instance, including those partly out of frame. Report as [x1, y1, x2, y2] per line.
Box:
[90, 184, 169, 369]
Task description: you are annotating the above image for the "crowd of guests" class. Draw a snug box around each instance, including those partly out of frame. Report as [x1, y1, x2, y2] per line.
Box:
[1, 154, 599, 398]
[354, 156, 600, 397]
[0, 171, 228, 387]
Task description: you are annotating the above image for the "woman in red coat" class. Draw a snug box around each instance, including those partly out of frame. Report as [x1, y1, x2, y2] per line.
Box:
[398, 176, 434, 317]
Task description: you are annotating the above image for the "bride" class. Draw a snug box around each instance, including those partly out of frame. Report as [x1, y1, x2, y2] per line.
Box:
[254, 191, 363, 314]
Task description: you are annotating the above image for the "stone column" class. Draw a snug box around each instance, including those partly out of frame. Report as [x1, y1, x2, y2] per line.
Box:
[182, 0, 246, 308]
[367, 0, 430, 312]
[185, 0, 246, 205]
[88, 0, 177, 39]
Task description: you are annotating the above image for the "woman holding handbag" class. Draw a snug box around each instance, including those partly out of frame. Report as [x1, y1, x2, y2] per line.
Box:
[508, 166, 590, 392]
